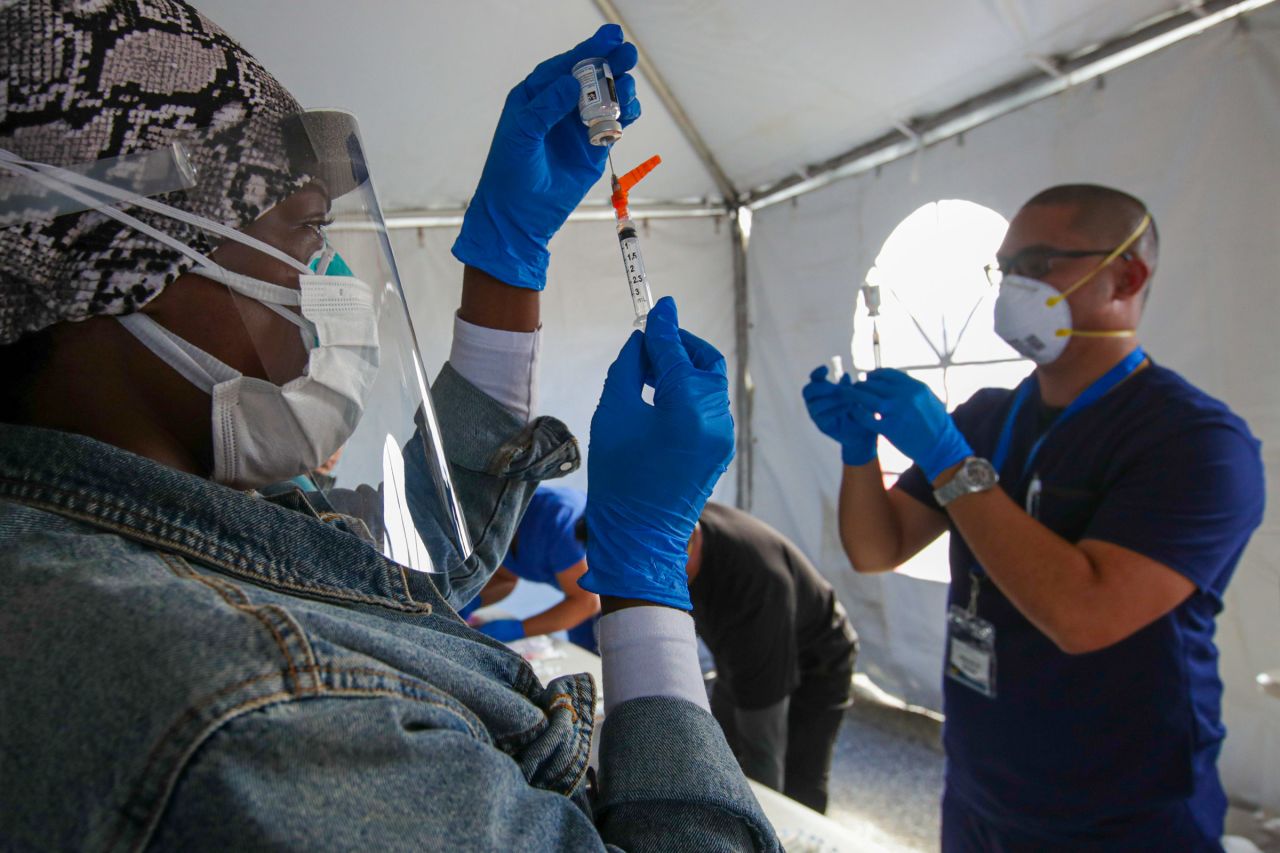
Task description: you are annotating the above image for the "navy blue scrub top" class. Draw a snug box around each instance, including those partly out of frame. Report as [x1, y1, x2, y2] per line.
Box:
[897, 361, 1265, 842]
[504, 485, 587, 587]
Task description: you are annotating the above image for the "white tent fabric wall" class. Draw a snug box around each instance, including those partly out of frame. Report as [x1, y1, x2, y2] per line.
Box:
[377, 216, 740, 503]
[746, 7, 1280, 812]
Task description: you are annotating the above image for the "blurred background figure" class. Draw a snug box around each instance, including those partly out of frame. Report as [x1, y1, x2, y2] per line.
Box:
[470, 485, 600, 650]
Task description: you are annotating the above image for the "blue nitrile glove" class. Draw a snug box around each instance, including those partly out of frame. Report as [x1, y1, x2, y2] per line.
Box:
[452, 24, 641, 291]
[581, 296, 735, 611]
[844, 369, 973, 481]
[802, 365, 879, 466]
[477, 619, 526, 642]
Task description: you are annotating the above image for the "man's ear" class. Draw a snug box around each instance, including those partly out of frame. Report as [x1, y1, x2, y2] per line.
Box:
[1114, 255, 1150, 302]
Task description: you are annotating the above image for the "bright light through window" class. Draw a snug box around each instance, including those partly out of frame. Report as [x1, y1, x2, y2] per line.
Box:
[852, 200, 1033, 582]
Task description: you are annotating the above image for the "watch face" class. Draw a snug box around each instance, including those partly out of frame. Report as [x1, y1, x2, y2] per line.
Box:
[964, 458, 998, 489]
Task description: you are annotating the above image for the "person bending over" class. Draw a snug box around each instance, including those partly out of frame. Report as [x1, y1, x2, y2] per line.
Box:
[472, 485, 601, 651]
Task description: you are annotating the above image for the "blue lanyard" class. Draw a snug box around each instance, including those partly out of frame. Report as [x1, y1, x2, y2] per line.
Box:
[962, 348, 1146, 585]
[992, 348, 1148, 482]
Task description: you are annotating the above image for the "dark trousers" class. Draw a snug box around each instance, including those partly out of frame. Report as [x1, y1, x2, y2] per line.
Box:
[941, 789, 1224, 853]
[711, 671, 852, 814]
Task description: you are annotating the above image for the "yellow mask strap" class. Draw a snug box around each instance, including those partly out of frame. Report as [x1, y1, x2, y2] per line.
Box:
[1046, 212, 1152, 308]
[1054, 328, 1136, 339]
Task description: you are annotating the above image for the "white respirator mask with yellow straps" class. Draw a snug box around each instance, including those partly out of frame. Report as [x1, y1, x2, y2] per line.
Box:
[994, 213, 1152, 365]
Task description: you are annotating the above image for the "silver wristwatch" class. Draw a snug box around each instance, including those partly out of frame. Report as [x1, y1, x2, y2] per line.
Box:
[933, 457, 999, 507]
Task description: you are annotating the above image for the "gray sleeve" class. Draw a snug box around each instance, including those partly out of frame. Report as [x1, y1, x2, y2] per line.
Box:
[732, 696, 790, 791]
[448, 313, 541, 423]
[597, 696, 782, 851]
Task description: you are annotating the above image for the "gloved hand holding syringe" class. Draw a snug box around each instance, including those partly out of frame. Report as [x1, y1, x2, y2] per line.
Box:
[573, 56, 659, 327]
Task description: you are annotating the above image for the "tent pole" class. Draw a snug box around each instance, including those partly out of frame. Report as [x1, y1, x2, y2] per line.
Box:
[331, 202, 729, 231]
[590, 0, 756, 510]
[731, 207, 753, 511]
[744, 0, 1274, 210]
[589, 0, 739, 207]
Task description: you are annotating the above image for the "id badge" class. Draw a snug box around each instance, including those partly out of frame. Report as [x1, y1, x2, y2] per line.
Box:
[947, 605, 997, 698]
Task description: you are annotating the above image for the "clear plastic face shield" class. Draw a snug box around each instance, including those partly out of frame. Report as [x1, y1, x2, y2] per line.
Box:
[0, 110, 473, 577]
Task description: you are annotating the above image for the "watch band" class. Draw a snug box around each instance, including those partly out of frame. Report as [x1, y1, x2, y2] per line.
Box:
[933, 457, 998, 507]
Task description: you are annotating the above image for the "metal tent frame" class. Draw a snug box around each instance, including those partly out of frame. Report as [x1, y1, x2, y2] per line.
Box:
[359, 0, 1271, 509]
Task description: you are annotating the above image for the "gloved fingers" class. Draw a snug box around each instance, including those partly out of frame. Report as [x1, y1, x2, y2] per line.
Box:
[678, 328, 727, 378]
[846, 403, 882, 433]
[805, 396, 851, 424]
[515, 75, 582, 142]
[845, 384, 889, 413]
[865, 368, 925, 394]
[809, 365, 831, 383]
[523, 24, 625, 94]
[844, 379, 894, 403]
[802, 380, 840, 405]
[867, 368, 913, 384]
[616, 73, 641, 126]
[642, 296, 693, 386]
[864, 370, 941, 408]
[838, 372, 855, 387]
[601, 329, 647, 398]
[620, 94, 642, 127]
[605, 41, 639, 76]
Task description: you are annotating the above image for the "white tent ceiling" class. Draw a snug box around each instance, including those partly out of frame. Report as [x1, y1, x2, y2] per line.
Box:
[198, 0, 1213, 213]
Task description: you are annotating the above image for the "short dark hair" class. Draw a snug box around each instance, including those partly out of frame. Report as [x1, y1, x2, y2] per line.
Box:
[1024, 184, 1159, 303]
[1024, 183, 1159, 263]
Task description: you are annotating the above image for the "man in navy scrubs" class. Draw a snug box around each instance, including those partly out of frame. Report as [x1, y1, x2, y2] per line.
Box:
[803, 185, 1265, 851]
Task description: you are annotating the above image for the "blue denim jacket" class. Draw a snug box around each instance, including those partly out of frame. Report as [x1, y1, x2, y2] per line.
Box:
[0, 365, 777, 851]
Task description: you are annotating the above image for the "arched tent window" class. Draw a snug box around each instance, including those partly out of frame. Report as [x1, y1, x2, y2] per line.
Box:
[851, 199, 1032, 581]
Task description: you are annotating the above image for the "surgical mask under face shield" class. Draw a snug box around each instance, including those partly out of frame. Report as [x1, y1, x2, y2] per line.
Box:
[0, 110, 473, 578]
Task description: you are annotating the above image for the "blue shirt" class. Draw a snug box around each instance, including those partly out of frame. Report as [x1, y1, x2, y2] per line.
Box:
[504, 485, 588, 587]
[898, 362, 1265, 842]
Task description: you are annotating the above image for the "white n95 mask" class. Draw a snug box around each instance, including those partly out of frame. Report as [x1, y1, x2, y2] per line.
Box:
[993, 273, 1138, 366]
[120, 259, 381, 488]
[993, 273, 1074, 365]
[993, 213, 1151, 366]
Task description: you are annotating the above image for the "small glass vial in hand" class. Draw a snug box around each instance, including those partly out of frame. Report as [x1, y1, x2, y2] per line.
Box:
[572, 57, 623, 146]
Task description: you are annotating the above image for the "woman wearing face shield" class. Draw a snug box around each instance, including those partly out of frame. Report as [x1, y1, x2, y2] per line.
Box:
[0, 3, 777, 850]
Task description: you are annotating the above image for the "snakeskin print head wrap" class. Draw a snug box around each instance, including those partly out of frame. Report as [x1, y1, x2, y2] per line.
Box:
[0, 0, 310, 344]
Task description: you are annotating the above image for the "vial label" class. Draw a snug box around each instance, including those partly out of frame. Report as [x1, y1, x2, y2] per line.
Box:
[573, 63, 602, 110]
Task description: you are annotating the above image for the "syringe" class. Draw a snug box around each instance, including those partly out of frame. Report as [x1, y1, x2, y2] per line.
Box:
[862, 283, 882, 369]
[610, 155, 662, 327]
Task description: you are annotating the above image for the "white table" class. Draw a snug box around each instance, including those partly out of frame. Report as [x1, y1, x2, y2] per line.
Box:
[506, 635, 874, 851]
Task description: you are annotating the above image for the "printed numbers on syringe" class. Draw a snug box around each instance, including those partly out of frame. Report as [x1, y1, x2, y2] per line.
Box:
[619, 236, 653, 316]
[622, 239, 648, 285]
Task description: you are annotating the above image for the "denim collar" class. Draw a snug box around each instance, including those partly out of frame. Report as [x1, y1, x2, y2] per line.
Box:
[0, 424, 437, 614]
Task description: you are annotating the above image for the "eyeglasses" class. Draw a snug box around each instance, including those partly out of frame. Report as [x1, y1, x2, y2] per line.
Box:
[985, 247, 1132, 287]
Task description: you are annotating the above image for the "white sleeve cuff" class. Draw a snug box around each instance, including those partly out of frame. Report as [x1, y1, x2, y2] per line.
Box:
[598, 606, 710, 714]
[447, 314, 541, 422]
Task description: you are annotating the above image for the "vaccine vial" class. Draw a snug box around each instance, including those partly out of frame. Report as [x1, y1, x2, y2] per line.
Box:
[572, 57, 623, 145]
